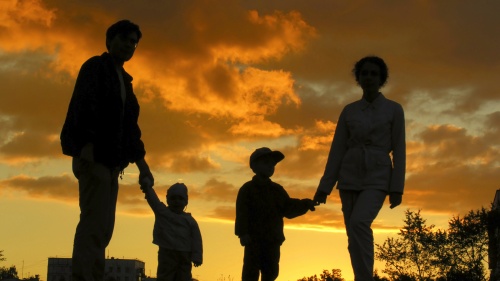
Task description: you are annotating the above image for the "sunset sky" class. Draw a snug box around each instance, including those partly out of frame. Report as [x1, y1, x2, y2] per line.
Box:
[1, 1, 499, 280]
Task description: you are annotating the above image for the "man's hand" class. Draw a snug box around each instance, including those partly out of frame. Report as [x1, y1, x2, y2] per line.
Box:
[314, 190, 328, 205]
[389, 193, 402, 209]
[137, 158, 154, 187]
[80, 143, 94, 162]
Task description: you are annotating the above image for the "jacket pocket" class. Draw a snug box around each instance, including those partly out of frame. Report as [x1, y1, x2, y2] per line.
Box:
[72, 157, 90, 179]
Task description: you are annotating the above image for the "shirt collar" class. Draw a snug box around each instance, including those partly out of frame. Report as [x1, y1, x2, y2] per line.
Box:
[102, 52, 134, 82]
[359, 92, 386, 110]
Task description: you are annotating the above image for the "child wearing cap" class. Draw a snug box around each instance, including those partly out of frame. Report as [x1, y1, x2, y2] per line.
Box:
[235, 147, 316, 281]
[142, 182, 203, 281]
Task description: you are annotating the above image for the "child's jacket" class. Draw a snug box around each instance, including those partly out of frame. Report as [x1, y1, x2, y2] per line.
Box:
[235, 176, 311, 245]
[145, 188, 203, 264]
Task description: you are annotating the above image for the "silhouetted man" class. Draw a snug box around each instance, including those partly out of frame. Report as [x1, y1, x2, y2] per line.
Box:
[60, 20, 154, 281]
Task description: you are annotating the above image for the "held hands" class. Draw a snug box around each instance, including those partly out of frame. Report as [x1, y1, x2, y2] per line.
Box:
[313, 190, 328, 205]
[389, 193, 403, 209]
[137, 158, 154, 192]
[193, 261, 202, 267]
[139, 177, 153, 193]
[303, 199, 316, 211]
[139, 171, 154, 188]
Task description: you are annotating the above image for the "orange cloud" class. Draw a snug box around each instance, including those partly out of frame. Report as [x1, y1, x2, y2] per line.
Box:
[1, 0, 499, 228]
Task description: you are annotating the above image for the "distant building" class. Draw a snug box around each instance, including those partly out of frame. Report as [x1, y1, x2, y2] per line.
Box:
[47, 257, 145, 281]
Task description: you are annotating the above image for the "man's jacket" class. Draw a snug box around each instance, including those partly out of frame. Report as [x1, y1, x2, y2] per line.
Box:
[60, 52, 145, 169]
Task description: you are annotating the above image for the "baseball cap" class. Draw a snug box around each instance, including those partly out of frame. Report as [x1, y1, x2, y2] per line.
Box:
[249, 147, 285, 167]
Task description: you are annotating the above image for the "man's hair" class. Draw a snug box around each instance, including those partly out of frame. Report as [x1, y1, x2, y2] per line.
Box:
[105, 20, 142, 50]
[352, 56, 389, 87]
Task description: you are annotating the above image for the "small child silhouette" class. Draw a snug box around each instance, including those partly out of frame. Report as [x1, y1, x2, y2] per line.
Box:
[235, 147, 316, 281]
[142, 182, 202, 281]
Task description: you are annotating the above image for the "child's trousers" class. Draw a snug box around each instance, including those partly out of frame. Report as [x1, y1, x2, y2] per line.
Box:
[157, 247, 192, 281]
[242, 242, 281, 281]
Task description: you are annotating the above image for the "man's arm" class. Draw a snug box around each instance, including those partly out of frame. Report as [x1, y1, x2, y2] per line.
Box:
[136, 158, 154, 187]
[61, 57, 103, 158]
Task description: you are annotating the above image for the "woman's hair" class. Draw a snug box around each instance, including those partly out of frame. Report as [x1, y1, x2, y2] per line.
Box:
[105, 20, 142, 50]
[352, 56, 389, 87]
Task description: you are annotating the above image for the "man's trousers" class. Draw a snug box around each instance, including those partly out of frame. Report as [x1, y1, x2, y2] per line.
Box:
[71, 157, 120, 281]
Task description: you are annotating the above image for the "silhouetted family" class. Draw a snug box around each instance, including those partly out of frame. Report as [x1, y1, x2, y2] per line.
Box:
[61, 20, 405, 281]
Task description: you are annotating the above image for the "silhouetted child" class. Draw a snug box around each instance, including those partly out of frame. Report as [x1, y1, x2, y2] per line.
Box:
[142, 182, 202, 281]
[235, 147, 316, 281]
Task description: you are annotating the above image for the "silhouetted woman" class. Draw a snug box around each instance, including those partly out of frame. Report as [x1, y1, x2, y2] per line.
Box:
[314, 56, 406, 281]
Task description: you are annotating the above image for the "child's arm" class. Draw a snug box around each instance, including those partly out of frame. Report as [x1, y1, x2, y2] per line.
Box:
[142, 184, 163, 212]
[284, 198, 316, 219]
[276, 185, 316, 219]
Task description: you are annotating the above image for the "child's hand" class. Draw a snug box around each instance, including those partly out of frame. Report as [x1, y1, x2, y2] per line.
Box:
[239, 234, 252, 246]
[303, 198, 316, 211]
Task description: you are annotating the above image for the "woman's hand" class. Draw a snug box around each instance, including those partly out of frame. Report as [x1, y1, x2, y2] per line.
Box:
[389, 193, 402, 209]
[314, 190, 328, 205]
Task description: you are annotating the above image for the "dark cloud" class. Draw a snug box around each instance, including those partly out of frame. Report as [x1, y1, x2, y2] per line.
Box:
[210, 205, 235, 221]
[405, 164, 499, 213]
[190, 178, 239, 202]
[416, 124, 496, 161]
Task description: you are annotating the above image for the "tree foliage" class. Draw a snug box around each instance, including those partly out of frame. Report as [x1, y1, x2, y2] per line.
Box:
[0, 265, 19, 280]
[375, 208, 489, 281]
[0, 251, 40, 281]
[0, 251, 17, 281]
[297, 269, 345, 281]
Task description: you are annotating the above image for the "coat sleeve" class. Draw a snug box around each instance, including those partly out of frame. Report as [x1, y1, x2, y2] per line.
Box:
[317, 108, 349, 194]
[234, 185, 249, 237]
[277, 185, 310, 219]
[283, 198, 311, 219]
[190, 217, 203, 264]
[389, 103, 406, 194]
[60, 57, 103, 156]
